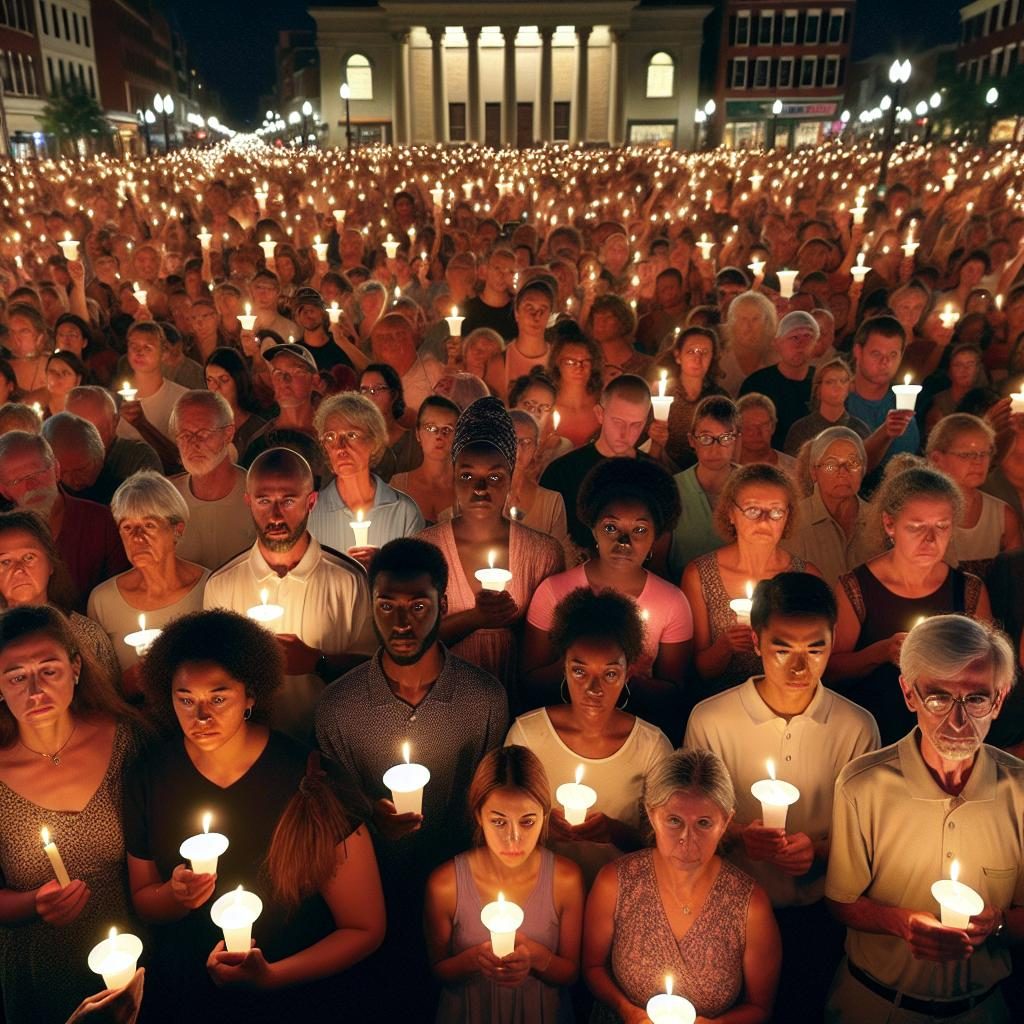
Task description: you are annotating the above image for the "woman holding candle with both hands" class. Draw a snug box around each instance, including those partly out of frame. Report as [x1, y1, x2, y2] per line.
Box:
[123, 609, 385, 1024]
[425, 745, 584, 1023]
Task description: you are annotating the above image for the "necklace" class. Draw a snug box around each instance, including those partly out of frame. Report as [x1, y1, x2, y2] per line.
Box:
[20, 724, 76, 766]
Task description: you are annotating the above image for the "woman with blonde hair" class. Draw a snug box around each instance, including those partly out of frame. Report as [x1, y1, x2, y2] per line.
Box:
[425, 745, 584, 1023]
[718, 291, 778, 396]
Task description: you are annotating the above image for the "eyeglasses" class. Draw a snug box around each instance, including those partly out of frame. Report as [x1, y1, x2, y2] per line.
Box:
[693, 431, 737, 447]
[519, 399, 553, 416]
[944, 449, 994, 463]
[421, 423, 454, 438]
[912, 684, 996, 719]
[733, 502, 788, 522]
[560, 357, 592, 369]
[271, 368, 312, 384]
[175, 426, 227, 447]
[682, 347, 712, 359]
[320, 429, 367, 448]
[359, 384, 391, 397]
[1, 465, 54, 490]
[816, 457, 864, 474]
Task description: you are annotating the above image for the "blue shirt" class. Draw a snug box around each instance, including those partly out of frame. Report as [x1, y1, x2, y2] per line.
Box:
[308, 474, 425, 555]
[846, 387, 920, 467]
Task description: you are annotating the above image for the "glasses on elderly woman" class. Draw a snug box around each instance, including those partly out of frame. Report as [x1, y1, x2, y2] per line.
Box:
[815, 457, 864, 474]
[733, 503, 788, 522]
[320, 429, 367, 448]
[912, 684, 996, 719]
[943, 448, 995, 463]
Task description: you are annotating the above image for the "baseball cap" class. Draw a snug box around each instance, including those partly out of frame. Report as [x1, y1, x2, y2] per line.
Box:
[263, 342, 318, 372]
[293, 287, 326, 311]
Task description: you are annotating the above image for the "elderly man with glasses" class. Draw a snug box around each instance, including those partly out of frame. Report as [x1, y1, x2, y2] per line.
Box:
[825, 614, 1024, 1024]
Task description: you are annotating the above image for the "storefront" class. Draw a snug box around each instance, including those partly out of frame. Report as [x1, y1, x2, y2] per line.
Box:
[723, 98, 843, 150]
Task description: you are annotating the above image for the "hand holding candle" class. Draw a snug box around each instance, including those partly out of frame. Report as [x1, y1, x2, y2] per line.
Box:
[124, 614, 161, 656]
[892, 373, 922, 411]
[556, 764, 598, 826]
[750, 759, 800, 830]
[179, 812, 229, 875]
[729, 581, 754, 626]
[646, 976, 696, 1024]
[246, 587, 283, 624]
[211, 885, 263, 953]
[475, 550, 513, 592]
[383, 742, 430, 815]
[480, 892, 524, 959]
[88, 927, 143, 992]
[932, 859, 984, 930]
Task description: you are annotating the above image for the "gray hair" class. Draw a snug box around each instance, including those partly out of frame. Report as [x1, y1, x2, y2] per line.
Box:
[41, 413, 105, 467]
[66, 385, 117, 420]
[0, 405, 42, 437]
[110, 470, 190, 527]
[736, 391, 778, 427]
[314, 391, 389, 466]
[808, 425, 867, 467]
[925, 413, 995, 456]
[643, 748, 735, 818]
[168, 389, 234, 436]
[0, 430, 52, 466]
[901, 614, 1016, 694]
[725, 290, 778, 351]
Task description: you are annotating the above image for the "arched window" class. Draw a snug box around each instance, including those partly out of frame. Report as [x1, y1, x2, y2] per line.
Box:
[345, 54, 373, 100]
[646, 52, 674, 99]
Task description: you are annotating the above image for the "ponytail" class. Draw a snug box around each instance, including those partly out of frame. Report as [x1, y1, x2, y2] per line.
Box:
[265, 751, 357, 909]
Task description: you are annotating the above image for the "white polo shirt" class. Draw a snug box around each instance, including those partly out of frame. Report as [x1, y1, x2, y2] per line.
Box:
[684, 676, 879, 907]
[826, 731, 1024, 999]
[203, 534, 375, 741]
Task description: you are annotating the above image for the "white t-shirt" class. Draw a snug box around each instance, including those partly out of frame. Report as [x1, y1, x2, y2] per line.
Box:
[171, 467, 257, 570]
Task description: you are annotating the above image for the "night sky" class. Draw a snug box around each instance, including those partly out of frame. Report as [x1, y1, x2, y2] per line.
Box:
[162, 0, 968, 128]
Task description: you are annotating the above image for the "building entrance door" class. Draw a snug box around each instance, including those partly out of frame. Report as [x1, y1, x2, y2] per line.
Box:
[485, 103, 501, 147]
[516, 103, 534, 148]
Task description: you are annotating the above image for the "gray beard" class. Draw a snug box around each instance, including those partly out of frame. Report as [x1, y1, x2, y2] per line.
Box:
[258, 514, 309, 553]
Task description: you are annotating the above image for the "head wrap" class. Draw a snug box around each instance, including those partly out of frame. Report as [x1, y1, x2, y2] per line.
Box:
[777, 310, 821, 340]
[451, 396, 517, 473]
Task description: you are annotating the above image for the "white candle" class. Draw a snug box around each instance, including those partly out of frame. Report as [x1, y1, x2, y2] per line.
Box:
[58, 233, 80, 261]
[892, 373, 923, 411]
[749, 172, 763, 192]
[382, 742, 431, 815]
[246, 587, 283, 624]
[350, 509, 372, 548]
[944, 170, 957, 192]
[902, 225, 919, 259]
[748, 258, 766, 279]
[556, 764, 598, 826]
[210, 885, 263, 953]
[850, 251, 869, 284]
[931, 859, 984, 929]
[851, 204, 867, 226]
[430, 183, 444, 207]
[651, 371, 674, 422]
[41, 826, 71, 887]
[729, 580, 754, 626]
[88, 927, 143, 991]
[1010, 382, 1024, 415]
[124, 614, 161, 655]
[697, 234, 714, 261]
[117, 380, 137, 402]
[475, 549, 513, 592]
[255, 189, 268, 214]
[461, 182, 474, 200]
[445, 306, 465, 338]
[552, 409, 561, 434]
[312, 235, 328, 261]
[197, 228, 212, 250]
[776, 269, 798, 299]
[383, 235, 400, 259]
[939, 303, 960, 330]
[259, 235, 276, 261]
[480, 892, 524, 959]
[646, 976, 697, 1024]
[332, 208, 346, 227]
[179, 811, 229, 875]
[132, 283, 147, 306]
[237, 302, 258, 331]
[750, 759, 801, 830]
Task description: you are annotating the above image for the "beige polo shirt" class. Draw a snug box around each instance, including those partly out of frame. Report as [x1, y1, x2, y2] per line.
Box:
[684, 677, 879, 907]
[783, 488, 877, 590]
[826, 731, 1024, 999]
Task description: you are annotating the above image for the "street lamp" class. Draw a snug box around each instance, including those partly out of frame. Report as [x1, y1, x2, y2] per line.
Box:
[339, 82, 353, 151]
[153, 93, 174, 153]
[878, 58, 911, 192]
[984, 86, 1000, 144]
[693, 107, 706, 151]
[768, 97, 783, 150]
[301, 99, 313, 147]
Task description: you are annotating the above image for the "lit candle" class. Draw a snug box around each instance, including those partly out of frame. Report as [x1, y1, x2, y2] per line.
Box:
[383, 742, 431, 815]
[124, 614, 161, 656]
[943, 170, 957, 192]
[850, 251, 869, 284]
[475, 549, 513, 592]
[479, 892, 524, 959]
[255, 188, 268, 213]
[350, 509, 372, 548]
[430, 182, 444, 207]
[749, 171, 763, 192]
[651, 371, 674, 422]
[179, 811, 229, 875]
[41, 826, 71, 887]
[383, 235, 400, 259]
[461, 182, 474, 200]
[312, 234, 328, 261]
[246, 587, 283, 624]
[197, 228, 212, 250]
[748, 257, 766, 279]
[556, 764, 598, 826]
[995, 294, 1004, 311]
[210, 885, 263, 953]
[445, 306, 465, 338]
[931, 859, 984, 929]
[58, 232, 80, 261]
[902, 228, 919, 260]
[1010, 381, 1024, 415]
[88, 927, 143, 992]
[258, 235, 276, 261]
[646, 976, 697, 1024]
[892, 373, 923, 411]
[776, 269, 798, 299]
[30, 402, 43, 418]
[939, 303, 960, 330]
[750, 759, 801, 830]
[117, 380, 137, 401]
[729, 581, 754, 626]
[552, 409, 561, 434]
[697, 234, 714, 261]
[237, 302, 258, 331]
[132, 282, 147, 306]
[332, 208, 346, 228]
[850, 203, 867, 226]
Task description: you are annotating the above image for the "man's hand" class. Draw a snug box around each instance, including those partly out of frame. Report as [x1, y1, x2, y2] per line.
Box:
[372, 797, 423, 840]
[647, 420, 669, 449]
[904, 911, 973, 962]
[884, 409, 914, 439]
[740, 822, 787, 862]
[117, 400, 148, 430]
[966, 906, 1004, 948]
[274, 633, 320, 675]
[773, 831, 815, 876]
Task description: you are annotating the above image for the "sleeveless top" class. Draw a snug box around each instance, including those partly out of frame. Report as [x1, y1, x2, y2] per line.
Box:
[503, 341, 550, 397]
[948, 491, 1007, 579]
[0, 723, 137, 1024]
[436, 848, 570, 1024]
[592, 850, 754, 1023]
[839, 563, 982, 746]
[694, 551, 807, 696]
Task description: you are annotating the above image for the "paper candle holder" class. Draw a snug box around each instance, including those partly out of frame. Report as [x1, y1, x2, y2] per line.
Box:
[480, 894, 524, 959]
[556, 766, 597, 826]
[88, 929, 143, 992]
[210, 887, 263, 953]
[750, 776, 800, 830]
[383, 754, 431, 816]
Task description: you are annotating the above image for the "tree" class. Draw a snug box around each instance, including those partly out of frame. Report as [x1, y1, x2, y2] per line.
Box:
[39, 80, 111, 156]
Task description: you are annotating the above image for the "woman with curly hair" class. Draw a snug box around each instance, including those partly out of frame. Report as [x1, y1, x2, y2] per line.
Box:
[522, 457, 692, 735]
[826, 458, 992, 744]
[124, 609, 385, 1024]
[545, 323, 603, 449]
[509, 589, 673, 885]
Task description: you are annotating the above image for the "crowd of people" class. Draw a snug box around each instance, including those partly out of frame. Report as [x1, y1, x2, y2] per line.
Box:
[0, 134, 1023, 1024]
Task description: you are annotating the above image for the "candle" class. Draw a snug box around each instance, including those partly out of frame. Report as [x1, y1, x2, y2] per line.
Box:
[651, 371, 674, 422]
[246, 587, 284, 624]
[88, 927, 143, 991]
[931, 860, 984, 930]
[312, 235, 328, 261]
[646, 976, 697, 1024]
[729, 581, 754, 626]
[430, 182, 444, 207]
[748, 258, 766, 279]
[892, 373, 923, 411]
[117, 380, 137, 401]
[902, 225, 919, 259]
[850, 204, 867, 225]
[179, 811, 229, 875]
[132, 283, 147, 306]
[383, 235, 400, 259]
[850, 251, 869, 284]
[210, 885, 263, 953]
[58, 232, 80, 261]
[197, 228, 212, 250]
[776, 269, 798, 299]
[382, 742, 431, 815]
[350, 509, 372, 548]
[124, 614, 161, 655]
[327, 301, 341, 325]
[1010, 382, 1024, 415]
[475, 550, 513, 592]
[552, 409, 561, 434]
[255, 188, 268, 213]
[750, 759, 801, 829]
[332, 208, 346, 227]
[556, 764, 598, 826]
[749, 172, 763, 192]
[480, 892, 524, 959]
[943, 170, 957, 192]
[30, 402, 43, 418]
[237, 302, 258, 331]
[41, 826, 71, 887]
[445, 306, 465, 337]
[939, 303, 960, 330]
[697, 234, 714, 260]
[461, 182, 474, 200]
[259, 235, 276, 261]
[995, 293, 1004, 311]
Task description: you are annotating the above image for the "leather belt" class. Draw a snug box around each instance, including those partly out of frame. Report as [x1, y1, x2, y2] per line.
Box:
[848, 960, 997, 1019]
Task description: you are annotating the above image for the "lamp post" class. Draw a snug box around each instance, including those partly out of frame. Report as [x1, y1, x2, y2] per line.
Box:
[877, 58, 911, 193]
[301, 100, 313, 147]
[703, 98, 716, 149]
[340, 82, 353, 150]
[984, 86, 999, 145]
[153, 93, 174, 153]
[768, 98, 783, 150]
[288, 110, 301, 146]
[693, 108, 706, 151]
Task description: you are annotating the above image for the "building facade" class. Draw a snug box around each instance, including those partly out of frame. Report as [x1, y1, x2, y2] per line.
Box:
[36, 0, 99, 103]
[957, 0, 1024, 82]
[309, 0, 710, 149]
[0, 0, 46, 155]
[713, 0, 855, 149]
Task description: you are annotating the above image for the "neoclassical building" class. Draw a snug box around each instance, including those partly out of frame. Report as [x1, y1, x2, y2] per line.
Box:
[309, 1, 710, 149]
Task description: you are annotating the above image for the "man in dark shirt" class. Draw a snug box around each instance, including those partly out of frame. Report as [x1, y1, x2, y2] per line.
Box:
[540, 373, 659, 548]
[739, 310, 818, 449]
[462, 246, 517, 341]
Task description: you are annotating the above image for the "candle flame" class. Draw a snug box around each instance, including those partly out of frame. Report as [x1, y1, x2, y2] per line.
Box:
[202, 811, 212, 834]
[951, 859, 960, 883]
[402, 741, 410, 765]
[767, 759, 777, 781]
[497, 891, 505, 905]
[451, 305, 458, 318]
[41, 826, 50, 844]
[666, 976, 674, 996]
[356, 509, 364, 524]
[244, 302, 252, 316]
[575, 764, 584, 785]
[122, 380, 130, 391]
[109, 927, 117, 942]
[314, 234, 321, 245]
[138, 614, 146, 632]
[552, 410, 561, 431]
[745, 580, 753, 600]
[487, 549, 496, 569]
[260, 588, 269, 606]
[904, 373, 912, 386]
[264, 234, 270, 242]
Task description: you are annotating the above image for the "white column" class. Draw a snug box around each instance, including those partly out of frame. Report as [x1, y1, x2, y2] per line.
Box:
[391, 31, 409, 145]
[502, 27, 517, 146]
[538, 27, 554, 142]
[573, 26, 592, 144]
[428, 27, 448, 143]
[608, 29, 628, 146]
[466, 26, 482, 142]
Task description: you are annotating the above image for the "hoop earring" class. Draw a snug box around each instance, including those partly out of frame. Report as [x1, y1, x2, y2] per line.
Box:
[243, 706, 253, 721]
[73, 675, 79, 687]
[560, 677, 570, 704]
[617, 682, 631, 711]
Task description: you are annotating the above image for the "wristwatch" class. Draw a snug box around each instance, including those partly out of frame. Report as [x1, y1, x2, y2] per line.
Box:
[993, 910, 1007, 939]
[314, 652, 331, 680]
